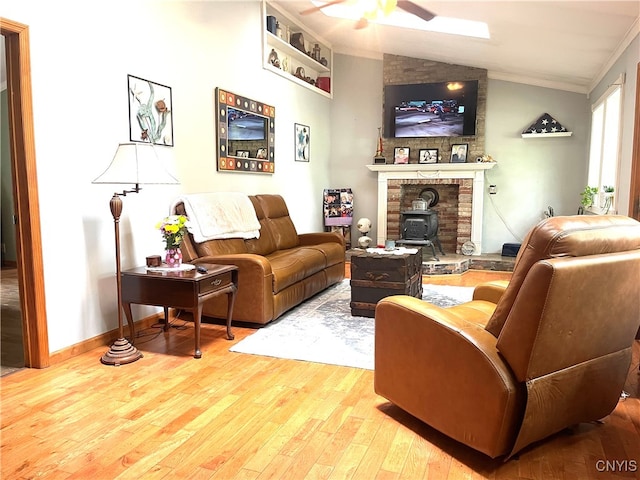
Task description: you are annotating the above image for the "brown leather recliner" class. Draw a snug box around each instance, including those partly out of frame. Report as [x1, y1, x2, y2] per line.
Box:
[374, 215, 640, 459]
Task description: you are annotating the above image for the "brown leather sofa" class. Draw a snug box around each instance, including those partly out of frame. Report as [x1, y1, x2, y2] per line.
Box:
[176, 194, 345, 325]
[374, 215, 640, 459]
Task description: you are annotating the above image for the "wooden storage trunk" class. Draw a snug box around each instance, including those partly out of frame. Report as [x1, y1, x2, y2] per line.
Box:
[350, 248, 423, 317]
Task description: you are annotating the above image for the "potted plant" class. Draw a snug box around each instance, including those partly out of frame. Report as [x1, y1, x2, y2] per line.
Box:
[580, 186, 598, 208]
[602, 186, 614, 213]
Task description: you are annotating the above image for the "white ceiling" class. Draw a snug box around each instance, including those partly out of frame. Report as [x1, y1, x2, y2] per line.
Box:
[273, 1, 640, 93]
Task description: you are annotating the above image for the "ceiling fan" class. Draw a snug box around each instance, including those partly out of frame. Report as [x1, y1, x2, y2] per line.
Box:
[301, 0, 436, 29]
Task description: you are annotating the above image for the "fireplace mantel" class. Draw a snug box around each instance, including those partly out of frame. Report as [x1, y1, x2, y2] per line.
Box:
[366, 162, 497, 254]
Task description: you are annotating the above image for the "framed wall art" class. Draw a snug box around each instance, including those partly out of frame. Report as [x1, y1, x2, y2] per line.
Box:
[295, 123, 310, 162]
[419, 148, 438, 164]
[394, 147, 409, 164]
[450, 144, 468, 163]
[128, 75, 173, 146]
[215, 88, 275, 174]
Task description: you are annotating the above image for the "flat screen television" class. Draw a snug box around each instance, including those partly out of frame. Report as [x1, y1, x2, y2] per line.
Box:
[384, 80, 478, 137]
[228, 107, 267, 141]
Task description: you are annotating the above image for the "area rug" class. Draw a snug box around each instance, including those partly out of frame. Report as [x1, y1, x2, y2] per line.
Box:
[230, 280, 474, 370]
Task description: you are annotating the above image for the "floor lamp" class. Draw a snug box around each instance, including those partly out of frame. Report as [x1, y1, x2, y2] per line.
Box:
[93, 142, 179, 365]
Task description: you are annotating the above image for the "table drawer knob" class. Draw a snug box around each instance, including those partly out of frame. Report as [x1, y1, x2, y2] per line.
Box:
[211, 279, 222, 286]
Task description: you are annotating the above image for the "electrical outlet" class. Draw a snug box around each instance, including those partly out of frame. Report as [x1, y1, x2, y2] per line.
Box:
[488, 185, 497, 195]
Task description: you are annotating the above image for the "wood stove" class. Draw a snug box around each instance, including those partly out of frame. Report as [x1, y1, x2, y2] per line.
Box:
[397, 209, 445, 260]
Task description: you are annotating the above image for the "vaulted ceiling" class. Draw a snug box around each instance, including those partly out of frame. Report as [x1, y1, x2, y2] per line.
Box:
[275, 1, 640, 93]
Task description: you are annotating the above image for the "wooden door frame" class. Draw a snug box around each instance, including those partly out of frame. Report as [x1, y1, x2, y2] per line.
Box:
[1, 18, 49, 368]
[629, 62, 640, 220]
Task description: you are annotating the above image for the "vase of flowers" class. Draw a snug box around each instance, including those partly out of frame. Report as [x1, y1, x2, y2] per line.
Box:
[156, 214, 189, 268]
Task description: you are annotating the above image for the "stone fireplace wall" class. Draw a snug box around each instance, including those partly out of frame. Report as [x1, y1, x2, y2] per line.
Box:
[387, 179, 473, 254]
[382, 54, 488, 166]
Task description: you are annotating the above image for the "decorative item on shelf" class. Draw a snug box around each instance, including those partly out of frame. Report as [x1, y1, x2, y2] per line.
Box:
[295, 66, 306, 79]
[476, 153, 494, 163]
[320, 57, 328, 66]
[290, 32, 305, 53]
[312, 43, 321, 61]
[275, 22, 283, 39]
[157, 214, 189, 268]
[316, 76, 330, 93]
[374, 127, 385, 164]
[92, 142, 179, 365]
[266, 15, 277, 34]
[521, 113, 572, 137]
[268, 49, 280, 68]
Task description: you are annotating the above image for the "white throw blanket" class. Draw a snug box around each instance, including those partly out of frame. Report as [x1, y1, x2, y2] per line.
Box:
[170, 192, 261, 242]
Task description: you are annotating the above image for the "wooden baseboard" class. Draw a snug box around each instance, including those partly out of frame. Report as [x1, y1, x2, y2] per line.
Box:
[48, 313, 163, 366]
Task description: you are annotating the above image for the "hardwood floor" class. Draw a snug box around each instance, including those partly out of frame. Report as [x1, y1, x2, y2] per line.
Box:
[1, 269, 639, 479]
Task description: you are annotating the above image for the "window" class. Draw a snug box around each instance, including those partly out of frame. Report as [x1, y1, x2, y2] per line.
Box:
[588, 75, 623, 212]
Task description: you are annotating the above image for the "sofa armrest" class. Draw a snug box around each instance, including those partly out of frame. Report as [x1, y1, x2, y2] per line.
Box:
[374, 295, 523, 458]
[473, 280, 509, 304]
[298, 231, 345, 247]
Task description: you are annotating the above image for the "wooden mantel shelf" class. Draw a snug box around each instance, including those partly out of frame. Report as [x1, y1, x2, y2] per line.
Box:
[366, 162, 497, 173]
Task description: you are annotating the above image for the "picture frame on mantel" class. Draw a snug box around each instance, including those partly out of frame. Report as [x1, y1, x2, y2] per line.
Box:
[419, 148, 438, 164]
[394, 147, 409, 164]
[128, 75, 173, 146]
[450, 144, 468, 163]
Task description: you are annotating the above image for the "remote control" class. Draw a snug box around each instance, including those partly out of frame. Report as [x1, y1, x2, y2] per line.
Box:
[196, 265, 207, 273]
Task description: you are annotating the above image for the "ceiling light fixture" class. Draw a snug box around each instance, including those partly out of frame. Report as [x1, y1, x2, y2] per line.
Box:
[310, 0, 490, 39]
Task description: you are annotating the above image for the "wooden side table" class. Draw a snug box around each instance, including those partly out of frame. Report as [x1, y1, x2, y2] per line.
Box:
[121, 263, 238, 358]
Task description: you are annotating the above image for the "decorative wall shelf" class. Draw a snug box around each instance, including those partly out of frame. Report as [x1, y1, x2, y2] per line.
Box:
[262, 1, 333, 98]
[521, 132, 573, 138]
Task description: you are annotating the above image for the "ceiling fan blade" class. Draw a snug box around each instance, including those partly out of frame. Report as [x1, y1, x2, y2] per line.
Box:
[397, 1, 436, 22]
[300, 0, 347, 16]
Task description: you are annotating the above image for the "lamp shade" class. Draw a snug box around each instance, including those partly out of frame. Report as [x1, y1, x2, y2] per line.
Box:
[92, 142, 179, 186]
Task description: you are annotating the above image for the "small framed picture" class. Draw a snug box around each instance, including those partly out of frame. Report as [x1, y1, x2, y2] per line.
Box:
[450, 144, 468, 163]
[419, 148, 438, 164]
[256, 148, 268, 159]
[295, 123, 310, 162]
[236, 150, 250, 158]
[394, 147, 410, 164]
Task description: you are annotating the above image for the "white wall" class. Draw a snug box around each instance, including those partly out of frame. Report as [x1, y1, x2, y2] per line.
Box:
[483, 81, 590, 251]
[3, 0, 332, 352]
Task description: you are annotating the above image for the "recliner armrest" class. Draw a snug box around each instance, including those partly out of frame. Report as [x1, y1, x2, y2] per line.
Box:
[473, 280, 509, 304]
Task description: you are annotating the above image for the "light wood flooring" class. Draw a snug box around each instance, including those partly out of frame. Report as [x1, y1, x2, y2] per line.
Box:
[1, 269, 639, 479]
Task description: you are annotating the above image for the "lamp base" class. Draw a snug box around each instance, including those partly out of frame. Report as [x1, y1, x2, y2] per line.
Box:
[101, 337, 143, 366]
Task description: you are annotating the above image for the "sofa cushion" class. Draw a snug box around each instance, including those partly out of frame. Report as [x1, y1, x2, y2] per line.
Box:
[194, 238, 247, 257]
[256, 194, 300, 250]
[303, 242, 345, 267]
[244, 196, 278, 255]
[267, 247, 326, 293]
